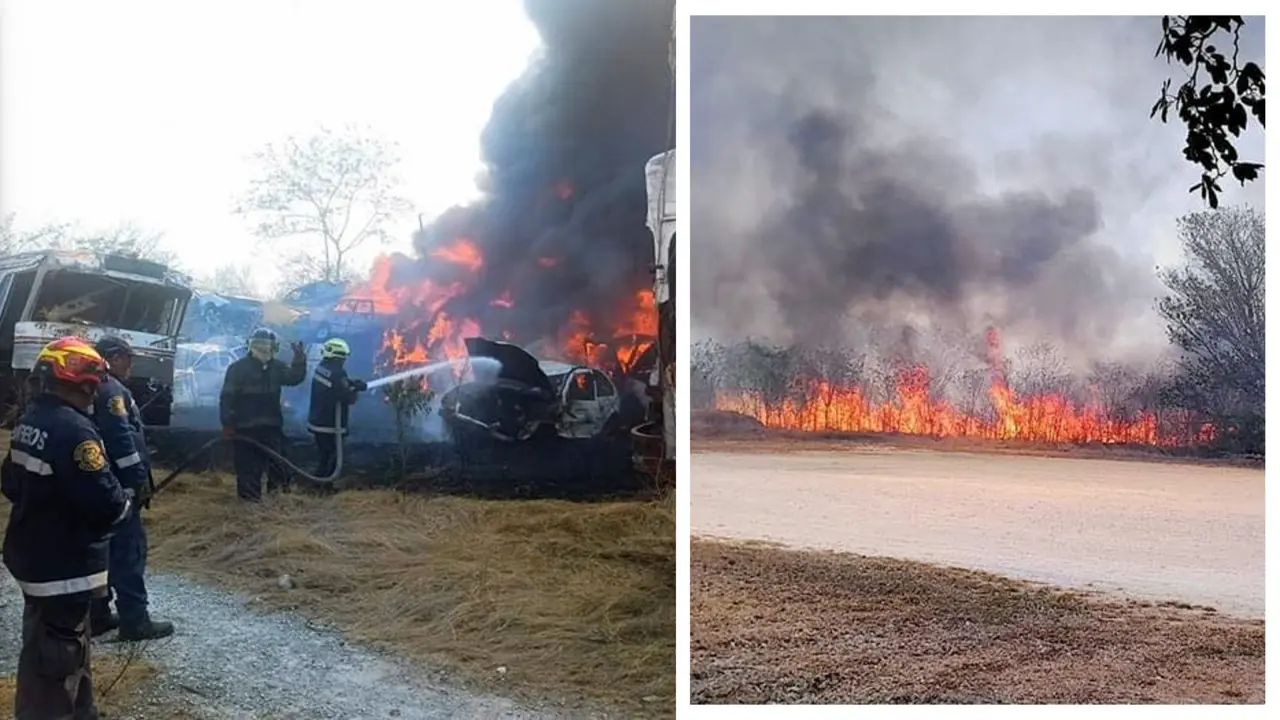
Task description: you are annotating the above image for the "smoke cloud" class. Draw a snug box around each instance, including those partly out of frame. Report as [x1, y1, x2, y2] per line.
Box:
[691, 16, 1265, 363]
[398, 0, 674, 347]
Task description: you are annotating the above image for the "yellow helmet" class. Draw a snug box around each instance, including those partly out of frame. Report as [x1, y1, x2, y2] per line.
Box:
[321, 338, 351, 359]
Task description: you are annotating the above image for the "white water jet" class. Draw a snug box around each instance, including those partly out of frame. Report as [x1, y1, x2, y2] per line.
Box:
[366, 357, 502, 390]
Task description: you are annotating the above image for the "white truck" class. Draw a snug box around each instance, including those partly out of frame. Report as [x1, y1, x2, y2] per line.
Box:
[633, 148, 676, 483]
[0, 250, 193, 426]
[631, 5, 676, 484]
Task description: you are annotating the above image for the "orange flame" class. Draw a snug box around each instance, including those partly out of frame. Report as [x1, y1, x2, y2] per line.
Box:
[428, 237, 484, 273]
[490, 290, 514, 309]
[369, 233, 659, 383]
[713, 329, 1212, 447]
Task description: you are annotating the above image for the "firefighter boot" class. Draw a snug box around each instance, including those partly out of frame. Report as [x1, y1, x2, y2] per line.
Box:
[118, 616, 175, 642]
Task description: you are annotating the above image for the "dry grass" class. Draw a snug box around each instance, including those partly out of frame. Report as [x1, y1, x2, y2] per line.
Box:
[0, 654, 157, 716]
[144, 472, 675, 715]
[0, 429, 675, 716]
[691, 539, 1265, 704]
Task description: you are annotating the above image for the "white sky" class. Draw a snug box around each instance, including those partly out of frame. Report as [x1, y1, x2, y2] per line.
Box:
[0, 0, 541, 292]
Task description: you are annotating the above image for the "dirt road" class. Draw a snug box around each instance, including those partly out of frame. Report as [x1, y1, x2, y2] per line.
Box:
[693, 447, 1264, 617]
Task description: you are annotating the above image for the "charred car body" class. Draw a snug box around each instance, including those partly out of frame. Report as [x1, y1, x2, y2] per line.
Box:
[439, 337, 622, 443]
[0, 250, 192, 425]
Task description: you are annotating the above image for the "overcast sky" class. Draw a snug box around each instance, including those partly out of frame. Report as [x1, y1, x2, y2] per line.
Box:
[0, 0, 540, 292]
[691, 16, 1266, 364]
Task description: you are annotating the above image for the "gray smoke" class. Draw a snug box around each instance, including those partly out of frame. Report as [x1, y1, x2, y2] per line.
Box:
[691, 16, 1266, 363]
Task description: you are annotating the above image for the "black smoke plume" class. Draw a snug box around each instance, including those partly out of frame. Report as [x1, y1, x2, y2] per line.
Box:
[690, 16, 1265, 362]
[392, 0, 674, 351]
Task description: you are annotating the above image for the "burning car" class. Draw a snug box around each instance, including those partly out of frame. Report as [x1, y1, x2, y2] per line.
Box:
[439, 337, 622, 443]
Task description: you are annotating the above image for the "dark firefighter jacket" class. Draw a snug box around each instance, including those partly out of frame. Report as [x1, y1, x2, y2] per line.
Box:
[1, 394, 132, 599]
[307, 359, 365, 434]
[91, 373, 151, 490]
[219, 354, 307, 430]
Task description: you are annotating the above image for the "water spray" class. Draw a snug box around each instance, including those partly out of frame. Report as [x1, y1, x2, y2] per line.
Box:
[150, 357, 503, 497]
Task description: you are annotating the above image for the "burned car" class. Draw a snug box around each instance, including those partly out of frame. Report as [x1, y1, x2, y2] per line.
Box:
[171, 342, 244, 410]
[439, 337, 622, 442]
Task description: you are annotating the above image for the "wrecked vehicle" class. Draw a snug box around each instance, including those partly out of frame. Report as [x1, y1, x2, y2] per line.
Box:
[297, 295, 397, 342]
[439, 337, 623, 443]
[0, 250, 192, 425]
[172, 342, 244, 409]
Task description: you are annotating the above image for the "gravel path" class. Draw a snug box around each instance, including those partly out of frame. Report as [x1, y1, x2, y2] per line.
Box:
[693, 448, 1265, 618]
[1, 572, 544, 719]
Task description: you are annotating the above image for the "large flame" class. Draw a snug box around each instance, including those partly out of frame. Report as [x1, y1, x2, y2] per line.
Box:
[714, 328, 1215, 447]
[357, 231, 657, 379]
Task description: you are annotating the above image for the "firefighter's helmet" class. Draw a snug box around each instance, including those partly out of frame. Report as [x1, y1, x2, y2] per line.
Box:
[247, 327, 280, 354]
[321, 338, 351, 360]
[33, 336, 109, 389]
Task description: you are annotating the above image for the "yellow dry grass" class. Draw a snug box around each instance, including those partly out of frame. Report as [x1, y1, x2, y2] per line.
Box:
[144, 471, 676, 715]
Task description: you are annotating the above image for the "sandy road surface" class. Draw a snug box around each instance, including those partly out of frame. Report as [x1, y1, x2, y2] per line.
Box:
[693, 448, 1265, 617]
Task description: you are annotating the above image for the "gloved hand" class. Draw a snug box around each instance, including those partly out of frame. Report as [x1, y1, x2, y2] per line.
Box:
[137, 479, 154, 510]
[290, 341, 307, 359]
[121, 487, 136, 512]
[221, 425, 236, 439]
[351, 379, 369, 392]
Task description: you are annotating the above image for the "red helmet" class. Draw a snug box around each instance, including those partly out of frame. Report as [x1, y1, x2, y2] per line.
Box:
[34, 336, 109, 388]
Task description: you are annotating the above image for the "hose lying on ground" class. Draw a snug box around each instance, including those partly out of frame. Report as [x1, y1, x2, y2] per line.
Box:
[151, 404, 348, 497]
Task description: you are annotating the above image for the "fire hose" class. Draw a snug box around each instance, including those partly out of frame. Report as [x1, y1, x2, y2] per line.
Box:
[150, 404, 349, 497]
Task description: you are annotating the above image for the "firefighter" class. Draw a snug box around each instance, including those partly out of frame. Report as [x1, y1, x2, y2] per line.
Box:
[219, 328, 308, 501]
[2, 336, 134, 719]
[88, 335, 175, 641]
[307, 338, 368, 476]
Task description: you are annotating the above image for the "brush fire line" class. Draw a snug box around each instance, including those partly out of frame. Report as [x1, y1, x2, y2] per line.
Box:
[710, 328, 1216, 447]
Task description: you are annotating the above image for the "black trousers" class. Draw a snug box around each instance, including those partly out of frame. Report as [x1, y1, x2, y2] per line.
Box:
[312, 431, 339, 477]
[15, 594, 99, 719]
[233, 426, 290, 501]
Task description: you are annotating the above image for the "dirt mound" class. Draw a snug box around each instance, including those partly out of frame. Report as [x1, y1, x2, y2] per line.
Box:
[690, 409, 765, 437]
[691, 539, 1264, 705]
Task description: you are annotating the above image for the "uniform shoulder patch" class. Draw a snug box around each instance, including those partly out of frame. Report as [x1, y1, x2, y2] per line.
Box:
[73, 439, 108, 473]
[109, 394, 129, 418]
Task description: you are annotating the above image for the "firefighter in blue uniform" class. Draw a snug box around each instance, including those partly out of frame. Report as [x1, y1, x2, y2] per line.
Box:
[220, 328, 308, 500]
[87, 335, 175, 641]
[2, 336, 135, 719]
[307, 338, 368, 476]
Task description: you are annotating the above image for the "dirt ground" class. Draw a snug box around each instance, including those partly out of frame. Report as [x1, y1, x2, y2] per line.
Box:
[693, 439, 1264, 617]
[691, 539, 1264, 704]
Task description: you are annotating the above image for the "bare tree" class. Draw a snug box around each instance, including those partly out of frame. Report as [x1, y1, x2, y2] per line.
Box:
[1, 213, 70, 255]
[1158, 206, 1265, 443]
[237, 126, 414, 285]
[60, 223, 177, 267]
[201, 263, 259, 298]
[271, 248, 365, 298]
[2, 214, 176, 267]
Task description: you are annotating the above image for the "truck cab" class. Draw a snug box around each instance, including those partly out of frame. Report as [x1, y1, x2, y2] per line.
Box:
[0, 250, 193, 426]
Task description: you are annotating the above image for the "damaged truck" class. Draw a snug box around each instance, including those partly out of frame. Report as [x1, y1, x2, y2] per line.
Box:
[0, 250, 193, 426]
